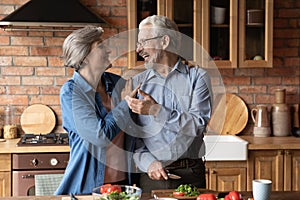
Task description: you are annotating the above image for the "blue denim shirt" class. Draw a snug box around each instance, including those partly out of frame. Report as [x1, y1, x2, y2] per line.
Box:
[131, 60, 213, 172]
[55, 71, 133, 195]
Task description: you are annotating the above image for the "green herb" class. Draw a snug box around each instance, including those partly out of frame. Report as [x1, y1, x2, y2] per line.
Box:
[175, 184, 200, 196]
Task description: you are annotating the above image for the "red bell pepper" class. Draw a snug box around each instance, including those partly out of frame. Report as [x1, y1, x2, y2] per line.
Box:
[196, 193, 217, 200]
[224, 191, 242, 200]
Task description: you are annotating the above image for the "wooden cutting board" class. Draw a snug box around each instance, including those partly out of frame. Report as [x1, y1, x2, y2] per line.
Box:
[207, 93, 248, 135]
[20, 104, 56, 134]
[151, 189, 214, 200]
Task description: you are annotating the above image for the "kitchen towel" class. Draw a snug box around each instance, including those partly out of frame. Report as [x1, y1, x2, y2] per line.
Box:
[35, 174, 64, 196]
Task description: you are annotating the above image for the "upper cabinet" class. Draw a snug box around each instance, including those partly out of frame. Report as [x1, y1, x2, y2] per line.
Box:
[238, 0, 273, 68]
[202, 0, 238, 68]
[127, 0, 201, 69]
[127, 0, 273, 69]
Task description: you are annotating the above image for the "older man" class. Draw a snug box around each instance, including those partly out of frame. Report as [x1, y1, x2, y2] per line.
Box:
[125, 15, 213, 192]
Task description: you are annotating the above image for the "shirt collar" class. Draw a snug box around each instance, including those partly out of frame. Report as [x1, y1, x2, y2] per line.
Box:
[173, 58, 188, 74]
[72, 71, 95, 93]
[147, 58, 188, 79]
[72, 71, 114, 95]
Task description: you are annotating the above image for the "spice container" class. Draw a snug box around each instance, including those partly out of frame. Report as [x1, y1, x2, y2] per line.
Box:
[3, 105, 17, 139]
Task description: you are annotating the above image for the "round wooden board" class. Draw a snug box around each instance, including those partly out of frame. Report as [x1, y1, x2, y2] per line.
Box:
[207, 93, 248, 135]
[20, 104, 56, 134]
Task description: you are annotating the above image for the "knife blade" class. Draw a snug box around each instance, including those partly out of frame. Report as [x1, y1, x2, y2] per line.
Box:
[167, 173, 181, 179]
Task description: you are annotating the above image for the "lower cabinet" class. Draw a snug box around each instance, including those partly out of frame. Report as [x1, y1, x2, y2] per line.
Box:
[206, 161, 247, 191]
[285, 150, 300, 191]
[247, 150, 300, 191]
[0, 154, 11, 197]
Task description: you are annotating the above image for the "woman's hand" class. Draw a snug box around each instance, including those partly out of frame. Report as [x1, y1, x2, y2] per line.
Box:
[121, 78, 140, 99]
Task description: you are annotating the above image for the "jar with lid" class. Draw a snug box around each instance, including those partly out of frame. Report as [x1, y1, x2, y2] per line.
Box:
[3, 105, 17, 139]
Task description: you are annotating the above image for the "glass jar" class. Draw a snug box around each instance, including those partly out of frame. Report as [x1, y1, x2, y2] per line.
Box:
[3, 105, 17, 139]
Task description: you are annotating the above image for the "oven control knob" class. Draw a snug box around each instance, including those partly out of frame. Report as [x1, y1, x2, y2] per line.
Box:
[31, 158, 38, 166]
[50, 158, 59, 166]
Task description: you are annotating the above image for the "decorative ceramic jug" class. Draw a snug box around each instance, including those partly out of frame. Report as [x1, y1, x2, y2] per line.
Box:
[251, 105, 271, 137]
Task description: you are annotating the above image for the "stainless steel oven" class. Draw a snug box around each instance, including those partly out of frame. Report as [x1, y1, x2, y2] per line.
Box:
[13, 133, 69, 196]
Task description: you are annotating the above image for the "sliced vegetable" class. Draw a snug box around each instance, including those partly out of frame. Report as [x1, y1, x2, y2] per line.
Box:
[100, 184, 122, 194]
[97, 186, 139, 200]
[173, 191, 185, 196]
[174, 184, 200, 197]
[100, 184, 112, 194]
[106, 185, 122, 194]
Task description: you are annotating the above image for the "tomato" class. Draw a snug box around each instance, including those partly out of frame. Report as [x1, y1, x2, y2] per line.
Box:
[196, 194, 217, 200]
[173, 191, 185, 196]
[224, 191, 242, 200]
[100, 184, 111, 194]
[100, 184, 122, 194]
[106, 185, 122, 194]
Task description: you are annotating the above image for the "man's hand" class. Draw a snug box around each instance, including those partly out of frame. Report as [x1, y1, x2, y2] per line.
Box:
[125, 89, 161, 116]
[121, 78, 140, 99]
[147, 160, 168, 180]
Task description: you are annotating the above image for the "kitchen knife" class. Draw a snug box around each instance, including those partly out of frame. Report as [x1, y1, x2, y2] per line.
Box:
[167, 173, 181, 179]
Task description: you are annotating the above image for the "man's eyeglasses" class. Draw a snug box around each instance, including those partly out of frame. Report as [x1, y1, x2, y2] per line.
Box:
[136, 35, 163, 48]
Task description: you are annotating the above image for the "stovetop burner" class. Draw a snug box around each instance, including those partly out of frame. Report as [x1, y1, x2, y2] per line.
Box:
[17, 133, 69, 146]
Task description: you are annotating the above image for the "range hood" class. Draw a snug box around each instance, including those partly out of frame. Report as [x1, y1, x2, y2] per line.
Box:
[0, 0, 110, 31]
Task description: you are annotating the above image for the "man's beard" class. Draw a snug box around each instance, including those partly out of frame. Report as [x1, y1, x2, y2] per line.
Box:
[144, 50, 163, 69]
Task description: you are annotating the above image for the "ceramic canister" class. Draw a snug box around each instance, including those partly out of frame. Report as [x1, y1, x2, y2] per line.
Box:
[272, 89, 291, 137]
[272, 103, 291, 137]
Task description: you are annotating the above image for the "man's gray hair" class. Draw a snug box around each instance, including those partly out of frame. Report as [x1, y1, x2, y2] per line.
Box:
[62, 26, 104, 70]
[139, 15, 181, 53]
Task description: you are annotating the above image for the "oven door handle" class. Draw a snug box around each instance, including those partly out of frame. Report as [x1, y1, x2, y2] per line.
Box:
[22, 174, 35, 179]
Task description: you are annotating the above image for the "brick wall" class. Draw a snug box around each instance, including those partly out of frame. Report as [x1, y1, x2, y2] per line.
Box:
[0, 0, 299, 135]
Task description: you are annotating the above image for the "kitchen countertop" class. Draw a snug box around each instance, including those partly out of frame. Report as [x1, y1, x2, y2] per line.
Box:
[240, 135, 300, 150]
[1, 191, 300, 200]
[0, 138, 70, 153]
[0, 136, 300, 154]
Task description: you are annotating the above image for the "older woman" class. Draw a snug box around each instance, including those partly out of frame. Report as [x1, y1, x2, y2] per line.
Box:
[55, 26, 136, 195]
